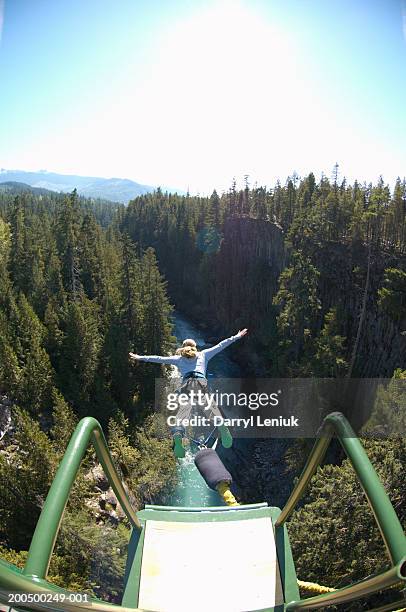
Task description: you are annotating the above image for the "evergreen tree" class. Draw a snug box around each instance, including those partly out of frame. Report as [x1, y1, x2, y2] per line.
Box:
[59, 296, 102, 409]
[289, 428, 405, 609]
[273, 251, 321, 364]
[9, 196, 28, 294]
[0, 408, 57, 549]
[0, 217, 12, 299]
[8, 294, 55, 414]
[44, 243, 66, 305]
[56, 190, 82, 299]
[120, 232, 143, 344]
[313, 309, 348, 377]
[80, 212, 108, 305]
[50, 389, 78, 455]
[378, 267, 406, 321]
[0, 310, 21, 392]
[141, 247, 173, 355]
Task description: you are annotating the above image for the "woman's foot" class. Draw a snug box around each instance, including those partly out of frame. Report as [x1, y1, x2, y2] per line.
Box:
[216, 481, 239, 506]
[173, 433, 186, 458]
[218, 424, 233, 448]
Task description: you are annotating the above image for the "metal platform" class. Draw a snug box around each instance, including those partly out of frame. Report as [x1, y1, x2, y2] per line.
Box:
[138, 516, 283, 612]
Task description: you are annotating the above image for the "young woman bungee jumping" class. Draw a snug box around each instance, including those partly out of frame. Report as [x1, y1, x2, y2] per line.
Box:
[129, 328, 248, 458]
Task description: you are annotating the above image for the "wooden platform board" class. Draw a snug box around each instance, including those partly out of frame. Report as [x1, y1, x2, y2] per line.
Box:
[138, 516, 284, 612]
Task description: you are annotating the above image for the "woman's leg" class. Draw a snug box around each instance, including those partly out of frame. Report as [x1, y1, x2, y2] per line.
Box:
[174, 378, 195, 421]
[171, 379, 195, 458]
[197, 380, 233, 448]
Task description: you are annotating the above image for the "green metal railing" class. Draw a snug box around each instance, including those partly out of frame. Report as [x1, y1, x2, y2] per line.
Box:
[23, 417, 141, 580]
[0, 560, 142, 612]
[276, 411, 406, 610]
[0, 417, 142, 610]
[24, 417, 141, 578]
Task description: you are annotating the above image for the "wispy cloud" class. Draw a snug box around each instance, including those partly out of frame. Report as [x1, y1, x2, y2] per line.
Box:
[0, 0, 4, 46]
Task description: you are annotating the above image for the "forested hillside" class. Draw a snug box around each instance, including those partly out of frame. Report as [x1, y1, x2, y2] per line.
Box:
[120, 173, 406, 377]
[0, 183, 122, 227]
[0, 175, 405, 609]
[0, 189, 177, 597]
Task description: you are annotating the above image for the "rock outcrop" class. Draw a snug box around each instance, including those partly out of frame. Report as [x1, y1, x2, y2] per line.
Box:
[0, 394, 12, 442]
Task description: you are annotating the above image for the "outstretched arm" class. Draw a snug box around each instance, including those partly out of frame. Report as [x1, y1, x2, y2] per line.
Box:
[129, 352, 180, 365]
[202, 328, 248, 360]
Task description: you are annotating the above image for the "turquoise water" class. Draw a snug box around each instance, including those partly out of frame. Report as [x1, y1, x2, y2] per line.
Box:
[169, 312, 242, 507]
[169, 448, 224, 507]
[172, 312, 242, 379]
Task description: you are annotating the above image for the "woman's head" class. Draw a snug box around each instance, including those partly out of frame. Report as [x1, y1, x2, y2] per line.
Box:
[176, 338, 198, 358]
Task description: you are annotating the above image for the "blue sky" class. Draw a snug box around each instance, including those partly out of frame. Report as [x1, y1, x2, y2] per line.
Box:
[1, 0, 405, 194]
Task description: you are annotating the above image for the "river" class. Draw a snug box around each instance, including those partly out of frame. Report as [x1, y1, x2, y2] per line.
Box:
[168, 311, 242, 507]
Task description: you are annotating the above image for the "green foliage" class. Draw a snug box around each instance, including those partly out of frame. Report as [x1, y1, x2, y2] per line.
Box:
[273, 250, 321, 369]
[362, 370, 406, 436]
[0, 189, 176, 419]
[50, 389, 78, 455]
[51, 509, 130, 600]
[288, 437, 406, 587]
[108, 411, 141, 479]
[378, 267, 406, 321]
[0, 310, 21, 390]
[59, 297, 102, 407]
[288, 373, 406, 607]
[312, 309, 348, 377]
[141, 247, 173, 354]
[108, 412, 177, 507]
[0, 545, 28, 569]
[0, 408, 57, 549]
[0, 530, 128, 601]
[131, 414, 177, 505]
[56, 190, 83, 298]
[8, 294, 55, 414]
[0, 216, 11, 284]
[0, 186, 178, 596]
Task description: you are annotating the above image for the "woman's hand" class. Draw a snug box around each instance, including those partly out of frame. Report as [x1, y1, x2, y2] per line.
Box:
[129, 352, 140, 361]
[237, 328, 248, 337]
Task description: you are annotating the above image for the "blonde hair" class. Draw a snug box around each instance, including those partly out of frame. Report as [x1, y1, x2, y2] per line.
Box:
[175, 338, 198, 359]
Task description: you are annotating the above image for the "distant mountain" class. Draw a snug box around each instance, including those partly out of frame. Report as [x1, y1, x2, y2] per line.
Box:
[0, 170, 155, 203]
[0, 181, 59, 197]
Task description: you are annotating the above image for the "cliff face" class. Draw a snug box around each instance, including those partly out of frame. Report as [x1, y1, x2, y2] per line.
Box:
[195, 217, 406, 377]
[192, 217, 286, 374]
[315, 241, 406, 377]
[218, 438, 296, 509]
[212, 216, 286, 330]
